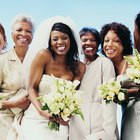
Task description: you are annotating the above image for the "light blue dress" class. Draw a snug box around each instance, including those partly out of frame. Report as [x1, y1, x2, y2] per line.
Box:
[117, 75, 140, 140]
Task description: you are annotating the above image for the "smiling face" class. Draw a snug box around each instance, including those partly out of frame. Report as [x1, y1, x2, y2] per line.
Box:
[12, 21, 33, 48]
[81, 32, 98, 59]
[103, 30, 123, 60]
[50, 30, 70, 55]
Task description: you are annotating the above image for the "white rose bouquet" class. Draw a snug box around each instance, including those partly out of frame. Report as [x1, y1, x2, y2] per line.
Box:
[37, 75, 84, 131]
[124, 49, 140, 85]
[98, 78, 127, 104]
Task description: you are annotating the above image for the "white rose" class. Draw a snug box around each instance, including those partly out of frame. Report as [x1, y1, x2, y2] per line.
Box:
[118, 92, 125, 101]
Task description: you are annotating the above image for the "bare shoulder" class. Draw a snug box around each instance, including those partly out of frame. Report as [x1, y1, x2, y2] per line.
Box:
[77, 60, 86, 76]
[34, 49, 51, 64]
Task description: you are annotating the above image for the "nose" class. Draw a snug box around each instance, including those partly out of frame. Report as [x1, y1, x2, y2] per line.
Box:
[108, 40, 113, 46]
[86, 39, 92, 45]
[20, 30, 27, 36]
[57, 39, 64, 44]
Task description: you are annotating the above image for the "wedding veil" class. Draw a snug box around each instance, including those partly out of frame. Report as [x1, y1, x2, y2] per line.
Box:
[23, 16, 81, 88]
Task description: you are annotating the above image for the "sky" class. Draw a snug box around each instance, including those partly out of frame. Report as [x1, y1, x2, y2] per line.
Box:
[0, 0, 140, 49]
[0, 0, 139, 133]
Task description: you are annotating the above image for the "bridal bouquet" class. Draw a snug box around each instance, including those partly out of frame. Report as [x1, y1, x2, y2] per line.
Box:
[124, 49, 140, 85]
[98, 78, 127, 104]
[37, 75, 84, 131]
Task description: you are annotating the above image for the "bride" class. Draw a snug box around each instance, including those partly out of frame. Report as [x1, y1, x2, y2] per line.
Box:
[20, 16, 86, 140]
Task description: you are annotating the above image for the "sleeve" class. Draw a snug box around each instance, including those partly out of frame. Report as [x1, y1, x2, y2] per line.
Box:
[85, 58, 119, 140]
[101, 58, 118, 140]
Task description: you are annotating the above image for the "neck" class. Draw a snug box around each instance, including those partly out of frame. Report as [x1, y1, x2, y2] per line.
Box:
[84, 54, 98, 65]
[112, 56, 126, 75]
[54, 55, 67, 65]
[14, 46, 28, 62]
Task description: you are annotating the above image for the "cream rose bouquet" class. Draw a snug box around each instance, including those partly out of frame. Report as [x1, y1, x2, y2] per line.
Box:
[37, 75, 84, 131]
[98, 78, 127, 104]
[124, 49, 140, 85]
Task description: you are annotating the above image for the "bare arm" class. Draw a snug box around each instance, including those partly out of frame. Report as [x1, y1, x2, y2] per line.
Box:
[28, 49, 52, 120]
[73, 61, 86, 81]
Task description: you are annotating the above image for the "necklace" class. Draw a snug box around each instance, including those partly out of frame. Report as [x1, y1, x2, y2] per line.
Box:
[85, 61, 92, 65]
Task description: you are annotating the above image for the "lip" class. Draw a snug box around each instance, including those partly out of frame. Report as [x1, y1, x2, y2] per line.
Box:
[18, 37, 28, 43]
[57, 46, 65, 51]
[106, 49, 115, 54]
[85, 47, 93, 51]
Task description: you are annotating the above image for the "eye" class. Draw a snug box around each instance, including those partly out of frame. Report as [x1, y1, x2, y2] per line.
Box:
[16, 28, 22, 32]
[104, 39, 109, 43]
[81, 38, 87, 42]
[114, 39, 120, 43]
[52, 38, 58, 42]
[61, 36, 68, 40]
[26, 30, 32, 33]
[91, 39, 96, 42]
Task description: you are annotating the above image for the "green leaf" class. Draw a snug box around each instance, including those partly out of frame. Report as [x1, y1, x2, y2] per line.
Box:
[48, 121, 60, 131]
[42, 103, 50, 111]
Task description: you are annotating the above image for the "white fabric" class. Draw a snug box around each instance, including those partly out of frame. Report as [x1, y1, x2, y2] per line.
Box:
[23, 16, 81, 87]
[0, 48, 27, 140]
[69, 56, 119, 140]
[21, 75, 68, 140]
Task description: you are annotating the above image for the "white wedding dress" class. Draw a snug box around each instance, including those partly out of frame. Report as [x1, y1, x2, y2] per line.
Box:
[21, 75, 69, 140]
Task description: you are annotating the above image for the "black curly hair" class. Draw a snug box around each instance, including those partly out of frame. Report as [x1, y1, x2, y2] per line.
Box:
[100, 22, 133, 56]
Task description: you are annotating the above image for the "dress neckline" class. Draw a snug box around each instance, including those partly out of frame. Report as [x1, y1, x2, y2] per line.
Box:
[42, 74, 79, 83]
[120, 61, 128, 75]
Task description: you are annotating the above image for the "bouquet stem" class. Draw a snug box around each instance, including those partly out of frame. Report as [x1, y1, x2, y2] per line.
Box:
[48, 121, 60, 131]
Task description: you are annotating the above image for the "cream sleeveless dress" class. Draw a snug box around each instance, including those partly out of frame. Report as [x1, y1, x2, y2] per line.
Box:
[21, 75, 68, 140]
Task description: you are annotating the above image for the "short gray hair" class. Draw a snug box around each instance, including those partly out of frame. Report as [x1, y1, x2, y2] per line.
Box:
[11, 13, 35, 33]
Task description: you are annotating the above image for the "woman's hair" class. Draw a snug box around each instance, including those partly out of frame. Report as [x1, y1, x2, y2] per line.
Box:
[134, 12, 140, 50]
[0, 23, 7, 49]
[48, 22, 80, 76]
[11, 13, 35, 33]
[79, 27, 101, 47]
[135, 12, 140, 34]
[100, 22, 133, 56]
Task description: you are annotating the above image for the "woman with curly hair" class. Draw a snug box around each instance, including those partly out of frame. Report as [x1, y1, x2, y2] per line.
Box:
[100, 22, 140, 140]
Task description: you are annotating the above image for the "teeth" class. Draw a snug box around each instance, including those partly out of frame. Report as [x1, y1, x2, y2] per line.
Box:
[107, 49, 115, 53]
[58, 46, 65, 51]
[19, 38, 27, 42]
[85, 47, 93, 51]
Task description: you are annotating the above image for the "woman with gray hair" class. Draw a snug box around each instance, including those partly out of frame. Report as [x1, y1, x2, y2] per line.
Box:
[0, 13, 34, 140]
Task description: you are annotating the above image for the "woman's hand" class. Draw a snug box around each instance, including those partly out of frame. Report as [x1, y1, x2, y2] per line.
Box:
[54, 115, 70, 126]
[121, 80, 137, 89]
[15, 96, 30, 109]
[1, 96, 30, 110]
[39, 110, 54, 120]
